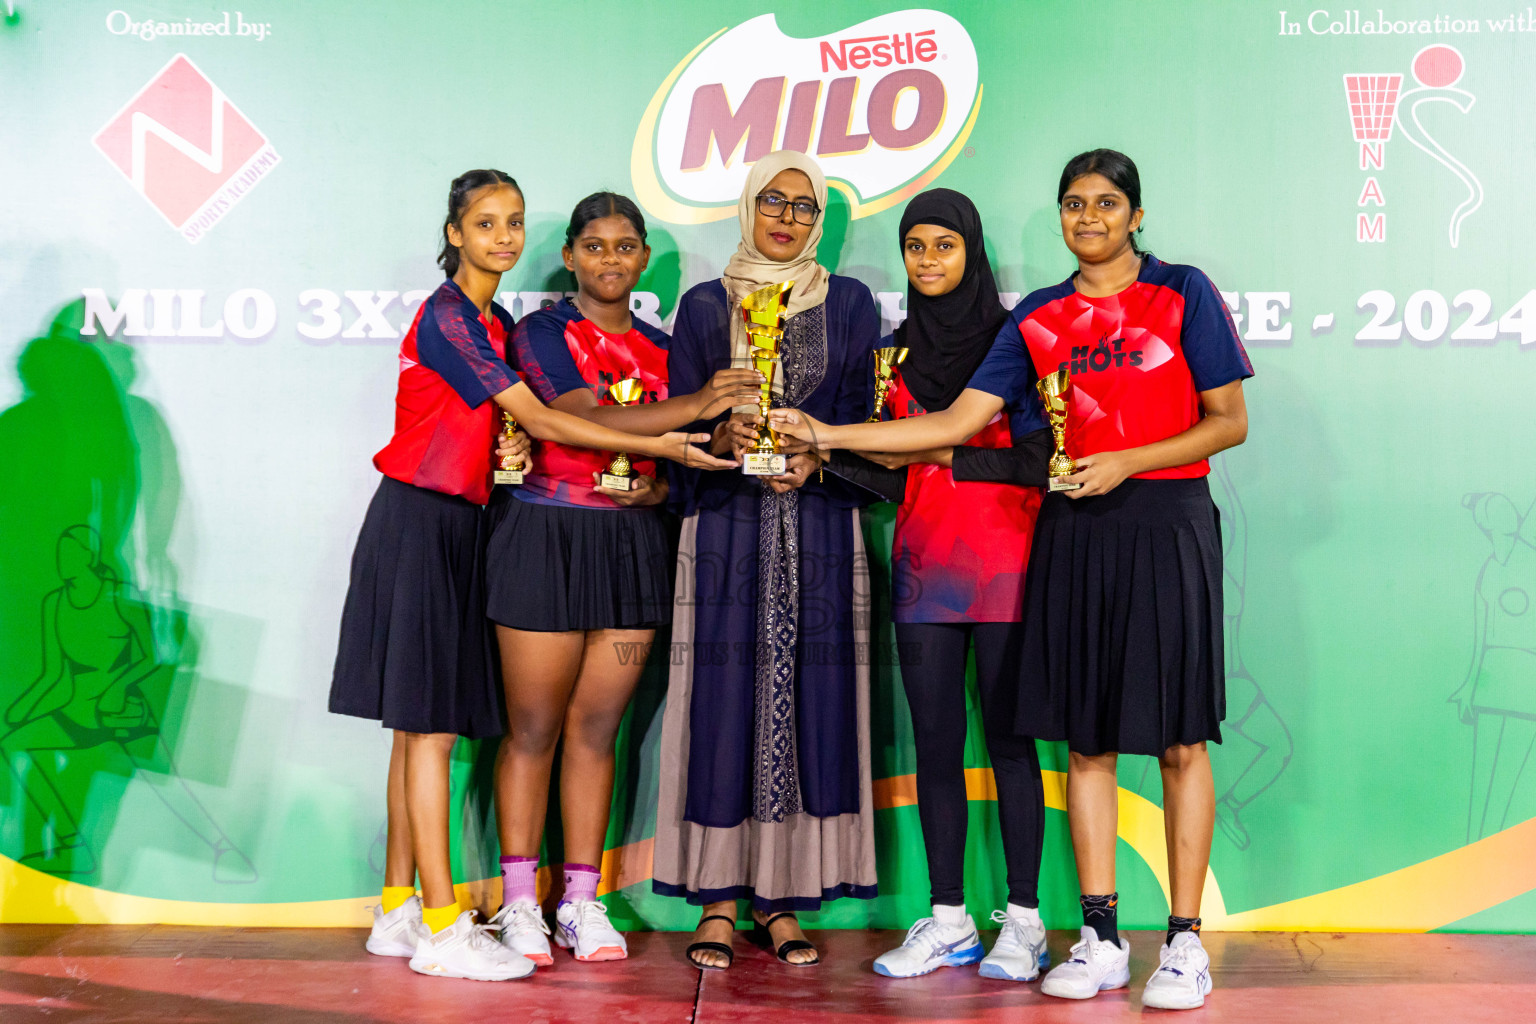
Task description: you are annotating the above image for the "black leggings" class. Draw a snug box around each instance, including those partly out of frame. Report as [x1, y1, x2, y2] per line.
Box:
[894, 620, 1044, 908]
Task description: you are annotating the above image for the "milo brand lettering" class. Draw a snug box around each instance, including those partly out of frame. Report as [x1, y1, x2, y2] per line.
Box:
[632, 10, 981, 223]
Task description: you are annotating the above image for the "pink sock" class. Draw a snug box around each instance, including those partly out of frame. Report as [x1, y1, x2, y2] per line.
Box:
[500, 855, 538, 905]
[562, 862, 601, 903]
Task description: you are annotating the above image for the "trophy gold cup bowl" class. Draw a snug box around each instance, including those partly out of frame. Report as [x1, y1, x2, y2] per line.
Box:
[493, 410, 525, 486]
[741, 280, 794, 476]
[868, 346, 909, 421]
[1036, 367, 1082, 493]
[600, 377, 646, 490]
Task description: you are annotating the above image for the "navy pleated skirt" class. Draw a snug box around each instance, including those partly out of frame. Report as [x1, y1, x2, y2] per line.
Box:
[328, 475, 505, 739]
[484, 493, 673, 632]
[1015, 477, 1225, 756]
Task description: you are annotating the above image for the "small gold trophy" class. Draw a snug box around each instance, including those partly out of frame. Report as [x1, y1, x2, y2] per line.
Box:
[493, 410, 524, 485]
[868, 346, 909, 422]
[741, 280, 794, 476]
[1036, 367, 1081, 492]
[600, 378, 646, 490]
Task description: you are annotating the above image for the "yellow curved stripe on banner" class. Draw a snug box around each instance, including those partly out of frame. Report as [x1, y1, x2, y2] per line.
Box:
[873, 768, 1226, 916]
[1204, 813, 1536, 932]
[5, 778, 1534, 930]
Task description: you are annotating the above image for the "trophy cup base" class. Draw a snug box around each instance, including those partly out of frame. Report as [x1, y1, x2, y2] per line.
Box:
[1048, 475, 1083, 493]
[600, 473, 635, 491]
[742, 452, 787, 476]
[494, 469, 524, 486]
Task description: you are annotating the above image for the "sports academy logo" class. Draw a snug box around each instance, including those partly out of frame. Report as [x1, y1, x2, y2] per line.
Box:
[631, 10, 980, 224]
[93, 54, 280, 243]
[1343, 44, 1481, 247]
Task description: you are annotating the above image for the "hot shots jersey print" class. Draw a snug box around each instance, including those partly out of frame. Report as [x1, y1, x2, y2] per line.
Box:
[512, 299, 670, 509]
[373, 279, 516, 505]
[969, 256, 1253, 479]
[884, 365, 1044, 623]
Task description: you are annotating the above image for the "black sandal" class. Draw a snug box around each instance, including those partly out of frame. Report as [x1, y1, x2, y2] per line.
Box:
[754, 912, 820, 966]
[686, 914, 736, 971]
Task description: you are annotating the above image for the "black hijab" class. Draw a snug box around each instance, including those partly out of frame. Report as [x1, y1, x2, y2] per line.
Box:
[892, 188, 1007, 412]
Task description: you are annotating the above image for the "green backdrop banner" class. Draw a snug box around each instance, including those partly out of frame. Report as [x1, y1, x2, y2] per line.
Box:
[1, 1, 1534, 932]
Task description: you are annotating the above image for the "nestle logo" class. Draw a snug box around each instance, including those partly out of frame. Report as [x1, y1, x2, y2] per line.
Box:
[93, 53, 280, 243]
[819, 29, 938, 72]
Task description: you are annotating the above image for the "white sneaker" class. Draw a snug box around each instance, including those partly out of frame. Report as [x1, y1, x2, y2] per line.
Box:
[365, 895, 423, 958]
[1039, 926, 1131, 999]
[872, 915, 985, 978]
[1141, 931, 1213, 1009]
[978, 909, 1049, 981]
[407, 910, 536, 981]
[490, 899, 553, 967]
[554, 898, 628, 962]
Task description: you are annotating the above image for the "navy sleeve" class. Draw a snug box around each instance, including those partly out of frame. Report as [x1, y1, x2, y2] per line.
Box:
[1180, 269, 1254, 391]
[966, 306, 1035, 407]
[831, 280, 880, 427]
[511, 311, 591, 404]
[415, 293, 516, 408]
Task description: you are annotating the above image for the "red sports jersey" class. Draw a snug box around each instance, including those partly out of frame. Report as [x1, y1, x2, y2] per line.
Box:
[886, 366, 1042, 623]
[512, 300, 669, 509]
[968, 257, 1252, 479]
[373, 280, 515, 505]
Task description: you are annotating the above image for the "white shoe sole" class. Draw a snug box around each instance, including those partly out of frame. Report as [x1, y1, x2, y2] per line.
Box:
[365, 935, 417, 958]
[554, 930, 627, 962]
[406, 955, 534, 981]
[872, 942, 985, 978]
[977, 949, 1049, 982]
[1040, 965, 1131, 999]
[1142, 979, 1212, 1010]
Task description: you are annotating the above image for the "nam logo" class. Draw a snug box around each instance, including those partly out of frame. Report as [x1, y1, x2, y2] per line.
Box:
[93, 54, 280, 244]
[632, 10, 980, 224]
[1343, 44, 1481, 248]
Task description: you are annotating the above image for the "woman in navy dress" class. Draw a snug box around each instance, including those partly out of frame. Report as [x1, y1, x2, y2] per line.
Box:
[651, 150, 881, 970]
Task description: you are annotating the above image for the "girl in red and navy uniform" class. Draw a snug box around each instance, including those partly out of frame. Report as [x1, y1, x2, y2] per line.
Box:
[827, 190, 1055, 982]
[771, 151, 1251, 1010]
[330, 173, 734, 983]
[483, 193, 759, 966]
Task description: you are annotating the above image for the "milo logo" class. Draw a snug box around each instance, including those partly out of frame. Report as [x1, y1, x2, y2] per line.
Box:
[632, 10, 982, 224]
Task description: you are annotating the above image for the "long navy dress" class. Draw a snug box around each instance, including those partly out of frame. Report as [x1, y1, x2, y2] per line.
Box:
[651, 275, 881, 913]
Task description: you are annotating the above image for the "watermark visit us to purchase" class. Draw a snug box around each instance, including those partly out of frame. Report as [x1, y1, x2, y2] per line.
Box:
[106, 9, 273, 41]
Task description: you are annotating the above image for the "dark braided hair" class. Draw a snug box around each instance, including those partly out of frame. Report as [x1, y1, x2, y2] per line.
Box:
[438, 169, 521, 277]
[563, 191, 647, 249]
[1057, 149, 1147, 256]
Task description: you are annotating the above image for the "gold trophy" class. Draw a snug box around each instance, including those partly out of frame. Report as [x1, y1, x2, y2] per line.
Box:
[600, 378, 646, 490]
[1036, 367, 1081, 492]
[868, 346, 909, 421]
[493, 410, 524, 485]
[741, 280, 794, 476]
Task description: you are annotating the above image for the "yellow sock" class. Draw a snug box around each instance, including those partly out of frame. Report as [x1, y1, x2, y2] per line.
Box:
[422, 902, 461, 934]
[381, 886, 415, 915]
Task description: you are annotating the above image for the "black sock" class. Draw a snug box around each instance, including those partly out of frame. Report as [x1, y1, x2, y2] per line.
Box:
[1080, 893, 1119, 945]
[1167, 915, 1201, 946]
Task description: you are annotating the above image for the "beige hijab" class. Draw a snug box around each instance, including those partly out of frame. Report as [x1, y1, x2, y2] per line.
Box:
[722, 150, 832, 376]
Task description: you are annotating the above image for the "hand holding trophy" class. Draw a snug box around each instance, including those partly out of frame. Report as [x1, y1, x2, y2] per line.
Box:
[494, 410, 525, 486]
[741, 280, 794, 476]
[868, 346, 909, 422]
[599, 378, 647, 491]
[1036, 367, 1082, 492]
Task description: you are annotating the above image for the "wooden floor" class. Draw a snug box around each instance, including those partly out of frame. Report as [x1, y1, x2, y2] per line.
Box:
[2, 925, 1533, 1022]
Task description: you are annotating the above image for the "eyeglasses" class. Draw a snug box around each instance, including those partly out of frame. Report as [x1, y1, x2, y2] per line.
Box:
[755, 193, 821, 226]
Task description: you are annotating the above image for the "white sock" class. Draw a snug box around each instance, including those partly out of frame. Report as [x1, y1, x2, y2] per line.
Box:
[1006, 903, 1043, 927]
[933, 903, 969, 928]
